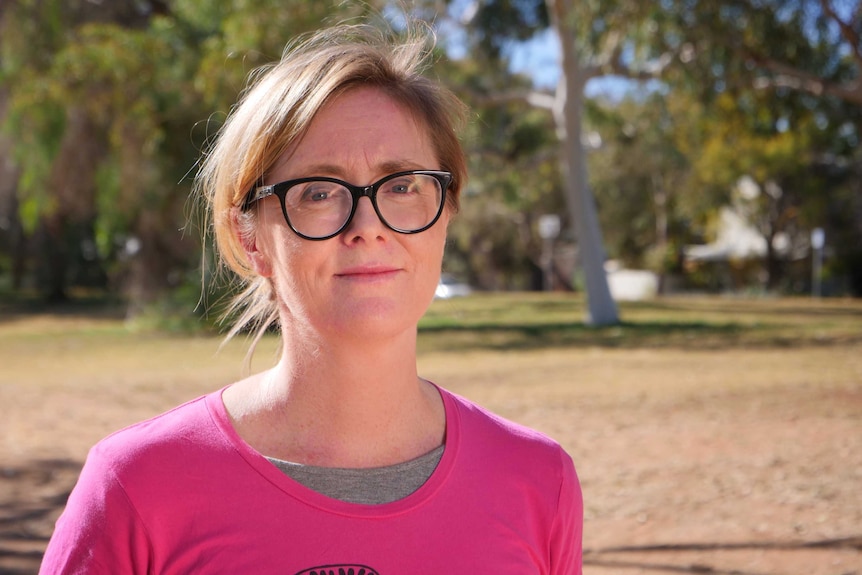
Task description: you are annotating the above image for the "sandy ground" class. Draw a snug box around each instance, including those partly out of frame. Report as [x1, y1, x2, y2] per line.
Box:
[1, 326, 860, 574]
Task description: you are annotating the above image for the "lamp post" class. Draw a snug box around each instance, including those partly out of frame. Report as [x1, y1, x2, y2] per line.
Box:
[811, 227, 824, 298]
[538, 214, 561, 291]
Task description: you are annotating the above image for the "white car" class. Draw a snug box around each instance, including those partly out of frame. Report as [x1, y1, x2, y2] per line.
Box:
[435, 274, 472, 299]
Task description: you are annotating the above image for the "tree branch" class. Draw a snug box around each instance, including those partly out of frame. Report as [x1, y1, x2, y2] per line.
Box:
[463, 88, 557, 111]
[583, 30, 674, 83]
[606, 51, 674, 82]
[583, 30, 624, 80]
[819, 0, 862, 68]
[749, 54, 862, 106]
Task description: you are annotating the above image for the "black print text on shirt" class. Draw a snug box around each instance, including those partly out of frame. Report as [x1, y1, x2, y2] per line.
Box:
[294, 565, 380, 575]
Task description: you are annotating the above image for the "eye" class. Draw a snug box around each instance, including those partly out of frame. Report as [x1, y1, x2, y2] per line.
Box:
[295, 181, 343, 203]
[383, 177, 417, 195]
[304, 185, 332, 201]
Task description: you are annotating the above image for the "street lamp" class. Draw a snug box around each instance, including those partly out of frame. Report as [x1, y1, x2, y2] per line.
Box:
[811, 227, 824, 298]
[538, 214, 561, 291]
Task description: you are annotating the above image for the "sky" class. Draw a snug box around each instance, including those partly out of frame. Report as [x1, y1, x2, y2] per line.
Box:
[442, 0, 861, 101]
[507, 29, 640, 99]
[441, 3, 644, 101]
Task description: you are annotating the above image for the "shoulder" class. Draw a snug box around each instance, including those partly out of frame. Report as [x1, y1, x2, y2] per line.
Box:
[438, 386, 583, 553]
[440, 387, 574, 475]
[86, 390, 226, 480]
[442, 387, 561, 448]
[41, 392, 232, 572]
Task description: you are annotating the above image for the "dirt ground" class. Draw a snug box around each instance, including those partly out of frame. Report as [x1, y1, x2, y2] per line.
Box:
[1, 323, 860, 574]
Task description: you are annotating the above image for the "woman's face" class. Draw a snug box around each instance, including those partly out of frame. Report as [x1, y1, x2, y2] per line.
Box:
[246, 87, 449, 343]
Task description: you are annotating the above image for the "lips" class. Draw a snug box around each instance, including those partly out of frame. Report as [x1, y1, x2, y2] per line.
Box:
[335, 264, 401, 279]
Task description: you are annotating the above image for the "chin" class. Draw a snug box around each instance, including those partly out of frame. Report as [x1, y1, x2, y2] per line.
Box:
[324, 298, 419, 341]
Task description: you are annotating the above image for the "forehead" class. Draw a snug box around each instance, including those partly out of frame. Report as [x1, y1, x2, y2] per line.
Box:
[271, 87, 437, 181]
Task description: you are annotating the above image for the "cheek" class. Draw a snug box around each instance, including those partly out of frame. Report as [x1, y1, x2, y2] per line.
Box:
[253, 213, 301, 280]
[260, 228, 330, 301]
[431, 212, 450, 259]
[417, 220, 449, 282]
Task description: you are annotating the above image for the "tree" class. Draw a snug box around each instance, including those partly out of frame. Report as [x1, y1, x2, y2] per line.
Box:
[434, 36, 566, 291]
[443, 0, 688, 322]
[665, 0, 861, 107]
[585, 91, 692, 282]
[543, 0, 618, 324]
[0, 0, 149, 302]
[661, 0, 862, 293]
[0, 0, 378, 310]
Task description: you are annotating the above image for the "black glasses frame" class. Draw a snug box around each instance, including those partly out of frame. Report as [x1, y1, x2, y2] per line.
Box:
[243, 169, 452, 241]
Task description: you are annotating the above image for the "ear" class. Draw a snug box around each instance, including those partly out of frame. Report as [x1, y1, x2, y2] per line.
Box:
[230, 207, 273, 278]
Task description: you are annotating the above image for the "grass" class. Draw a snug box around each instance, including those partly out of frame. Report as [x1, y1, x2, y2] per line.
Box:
[3, 292, 859, 353]
[419, 292, 862, 352]
[2, 292, 858, 402]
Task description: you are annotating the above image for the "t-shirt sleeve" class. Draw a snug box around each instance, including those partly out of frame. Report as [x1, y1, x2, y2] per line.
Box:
[550, 447, 584, 575]
[39, 444, 152, 575]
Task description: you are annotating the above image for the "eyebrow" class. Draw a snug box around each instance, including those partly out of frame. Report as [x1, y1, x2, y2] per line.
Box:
[287, 161, 430, 183]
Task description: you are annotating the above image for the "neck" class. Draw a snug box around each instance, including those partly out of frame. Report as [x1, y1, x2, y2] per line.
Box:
[279, 326, 422, 416]
[228, 325, 445, 468]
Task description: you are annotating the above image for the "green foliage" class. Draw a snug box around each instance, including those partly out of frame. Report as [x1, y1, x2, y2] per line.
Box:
[5, 101, 66, 233]
[468, 0, 549, 60]
[586, 91, 693, 269]
[0, 0, 384, 308]
[443, 55, 564, 290]
[1, 0, 860, 313]
[573, 0, 861, 292]
[436, 0, 860, 295]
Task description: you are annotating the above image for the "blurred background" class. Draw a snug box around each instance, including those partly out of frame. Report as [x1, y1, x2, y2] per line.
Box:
[1, 1, 861, 574]
[0, 0, 860, 322]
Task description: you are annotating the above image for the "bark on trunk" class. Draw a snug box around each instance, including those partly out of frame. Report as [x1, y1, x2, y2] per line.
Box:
[548, 0, 619, 325]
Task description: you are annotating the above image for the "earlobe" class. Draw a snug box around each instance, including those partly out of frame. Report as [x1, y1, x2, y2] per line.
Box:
[230, 207, 273, 277]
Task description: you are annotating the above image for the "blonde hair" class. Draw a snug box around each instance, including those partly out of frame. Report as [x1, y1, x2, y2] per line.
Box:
[195, 22, 468, 359]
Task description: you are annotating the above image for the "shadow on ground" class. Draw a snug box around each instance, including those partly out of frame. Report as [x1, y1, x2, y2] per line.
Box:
[0, 459, 80, 575]
[584, 537, 862, 574]
[418, 320, 862, 353]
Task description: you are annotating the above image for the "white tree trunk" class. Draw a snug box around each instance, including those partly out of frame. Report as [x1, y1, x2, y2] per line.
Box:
[548, 0, 619, 325]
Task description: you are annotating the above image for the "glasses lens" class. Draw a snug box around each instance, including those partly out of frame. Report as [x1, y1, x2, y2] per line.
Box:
[376, 173, 444, 232]
[283, 181, 353, 238]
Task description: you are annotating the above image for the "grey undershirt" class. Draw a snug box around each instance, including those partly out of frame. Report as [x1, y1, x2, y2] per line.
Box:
[267, 445, 445, 505]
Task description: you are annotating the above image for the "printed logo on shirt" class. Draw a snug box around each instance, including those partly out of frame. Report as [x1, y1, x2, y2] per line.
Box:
[294, 565, 379, 575]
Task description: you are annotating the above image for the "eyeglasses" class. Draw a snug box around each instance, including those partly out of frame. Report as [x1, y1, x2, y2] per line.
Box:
[243, 170, 452, 241]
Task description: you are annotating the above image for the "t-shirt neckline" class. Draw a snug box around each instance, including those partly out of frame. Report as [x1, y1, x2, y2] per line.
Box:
[205, 383, 460, 518]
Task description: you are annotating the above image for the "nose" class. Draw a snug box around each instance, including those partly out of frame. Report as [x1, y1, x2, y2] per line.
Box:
[343, 196, 387, 242]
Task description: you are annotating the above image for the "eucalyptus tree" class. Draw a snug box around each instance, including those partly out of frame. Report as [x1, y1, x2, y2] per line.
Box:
[439, 0, 685, 323]
[0, 0, 160, 301]
[662, 0, 862, 292]
[585, 91, 692, 281]
[417, 11, 563, 291]
[690, 92, 830, 290]
[0, 0, 376, 309]
[661, 0, 861, 107]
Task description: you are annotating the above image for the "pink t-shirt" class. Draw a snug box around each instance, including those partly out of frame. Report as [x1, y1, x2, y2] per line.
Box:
[41, 386, 583, 574]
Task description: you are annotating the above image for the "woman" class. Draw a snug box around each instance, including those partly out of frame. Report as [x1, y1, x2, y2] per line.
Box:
[41, 22, 583, 574]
